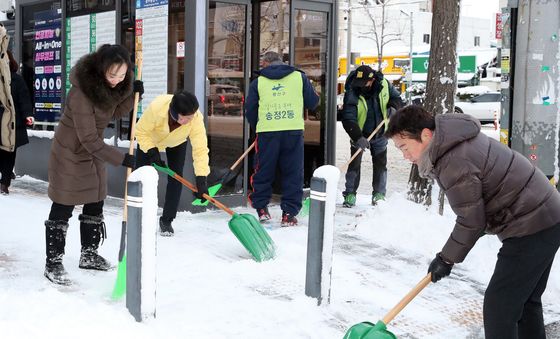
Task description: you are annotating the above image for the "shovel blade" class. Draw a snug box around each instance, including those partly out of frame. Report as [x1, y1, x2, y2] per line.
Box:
[220, 169, 240, 187]
[192, 183, 222, 206]
[298, 197, 311, 218]
[343, 321, 396, 339]
[228, 213, 276, 262]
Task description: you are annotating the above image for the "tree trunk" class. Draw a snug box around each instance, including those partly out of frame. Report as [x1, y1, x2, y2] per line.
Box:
[407, 0, 460, 213]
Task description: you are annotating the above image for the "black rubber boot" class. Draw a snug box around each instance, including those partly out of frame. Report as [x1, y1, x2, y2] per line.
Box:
[159, 217, 175, 236]
[44, 220, 72, 285]
[78, 214, 112, 271]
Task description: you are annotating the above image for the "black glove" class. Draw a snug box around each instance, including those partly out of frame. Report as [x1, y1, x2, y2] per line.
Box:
[122, 153, 136, 169]
[133, 80, 144, 96]
[195, 176, 209, 202]
[146, 147, 166, 167]
[354, 136, 370, 150]
[428, 253, 454, 283]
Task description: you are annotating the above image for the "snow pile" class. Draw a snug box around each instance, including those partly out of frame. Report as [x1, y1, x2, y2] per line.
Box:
[456, 85, 492, 96]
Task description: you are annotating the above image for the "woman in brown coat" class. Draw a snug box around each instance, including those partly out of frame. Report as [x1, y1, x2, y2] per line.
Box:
[44, 44, 142, 285]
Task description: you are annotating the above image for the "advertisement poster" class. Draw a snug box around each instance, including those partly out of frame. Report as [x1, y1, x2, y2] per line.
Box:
[33, 9, 63, 122]
[136, 0, 169, 115]
[65, 11, 116, 93]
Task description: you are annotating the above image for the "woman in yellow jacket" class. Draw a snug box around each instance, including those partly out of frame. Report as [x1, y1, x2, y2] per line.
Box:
[135, 90, 210, 236]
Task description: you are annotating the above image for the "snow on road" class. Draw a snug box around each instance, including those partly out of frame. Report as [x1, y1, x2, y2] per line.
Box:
[1, 124, 559, 338]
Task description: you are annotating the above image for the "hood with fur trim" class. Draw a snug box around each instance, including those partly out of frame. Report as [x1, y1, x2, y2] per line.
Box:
[70, 52, 133, 111]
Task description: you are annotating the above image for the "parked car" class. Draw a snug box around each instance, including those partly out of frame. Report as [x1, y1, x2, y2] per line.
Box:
[207, 84, 244, 116]
[454, 92, 501, 124]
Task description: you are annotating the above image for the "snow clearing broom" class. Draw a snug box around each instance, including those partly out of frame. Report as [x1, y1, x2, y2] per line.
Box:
[192, 141, 256, 206]
[153, 163, 276, 262]
[343, 273, 431, 339]
[299, 119, 388, 217]
[112, 51, 143, 300]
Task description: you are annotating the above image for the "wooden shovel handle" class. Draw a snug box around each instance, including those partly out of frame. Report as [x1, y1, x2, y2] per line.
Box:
[123, 52, 143, 223]
[340, 119, 387, 173]
[229, 141, 256, 171]
[171, 173, 235, 216]
[381, 273, 431, 325]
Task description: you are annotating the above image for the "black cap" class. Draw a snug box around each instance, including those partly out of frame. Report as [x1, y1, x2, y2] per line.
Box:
[351, 65, 375, 88]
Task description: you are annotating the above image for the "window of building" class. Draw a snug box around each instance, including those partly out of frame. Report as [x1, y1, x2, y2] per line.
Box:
[66, 0, 115, 17]
[474, 36, 480, 47]
[206, 1, 248, 196]
[259, 1, 290, 63]
[423, 34, 430, 44]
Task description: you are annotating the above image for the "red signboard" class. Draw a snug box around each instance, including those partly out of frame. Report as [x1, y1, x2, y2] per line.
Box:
[495, 13, 502, 39]
[135, 19, 143, 36]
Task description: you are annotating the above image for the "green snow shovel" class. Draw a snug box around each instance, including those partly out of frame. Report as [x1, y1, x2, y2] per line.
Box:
[192, 141, 256, 207]
[153, 163, 275, 262]
[343, 273, 431, 339]
[299, 119, 388, 217]
[112, 51, 143, 300]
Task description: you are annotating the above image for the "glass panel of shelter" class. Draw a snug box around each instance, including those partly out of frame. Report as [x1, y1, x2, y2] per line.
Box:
[294, 8, 327, 186]
[207, 1, 248, 196]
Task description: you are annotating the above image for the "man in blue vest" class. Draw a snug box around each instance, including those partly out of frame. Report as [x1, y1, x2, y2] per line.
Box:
[245, 51, 319, 226]
[339, 65, 403, 207]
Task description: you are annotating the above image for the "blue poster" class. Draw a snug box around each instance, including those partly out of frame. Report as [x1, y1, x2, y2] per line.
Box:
[33, 9, 62, 122]
[136, 0, 168, 9]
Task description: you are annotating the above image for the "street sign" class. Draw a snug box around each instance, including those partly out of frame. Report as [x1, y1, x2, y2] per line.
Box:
[412, 55, 477, 73]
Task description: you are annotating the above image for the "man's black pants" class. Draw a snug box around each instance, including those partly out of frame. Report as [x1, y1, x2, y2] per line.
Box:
[136, 142, 187, 222]
[484, 223, 560, 339]
[0, 148, 16, 186]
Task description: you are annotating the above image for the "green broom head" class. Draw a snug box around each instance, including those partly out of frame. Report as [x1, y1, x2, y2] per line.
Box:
[111, 254, 127, 300]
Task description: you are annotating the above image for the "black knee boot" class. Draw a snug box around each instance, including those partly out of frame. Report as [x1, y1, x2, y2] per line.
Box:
[44, 220, 71, 285]
[78, 214, 112, 271]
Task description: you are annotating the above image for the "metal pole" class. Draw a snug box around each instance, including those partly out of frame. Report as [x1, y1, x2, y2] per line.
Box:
[125, 167, 159, 322]
[126, 180, 144, 322]
[305, 177, 327, 304]
[408, 12, 413, 103]
[305, 165, 340, 306]
[346, 0, 352, 75]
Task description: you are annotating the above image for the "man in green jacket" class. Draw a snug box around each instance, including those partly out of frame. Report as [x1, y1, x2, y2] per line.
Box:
[339, 65, 403, 207]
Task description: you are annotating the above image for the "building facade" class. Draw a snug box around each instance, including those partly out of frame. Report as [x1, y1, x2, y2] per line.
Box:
[7, 0, 338, 211]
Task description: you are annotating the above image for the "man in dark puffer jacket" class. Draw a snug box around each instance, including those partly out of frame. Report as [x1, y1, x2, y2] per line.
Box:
[386, 105, 560, 339]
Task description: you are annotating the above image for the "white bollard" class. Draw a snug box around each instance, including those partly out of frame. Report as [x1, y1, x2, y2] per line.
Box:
[126, 166, 159, 322]
[305, 165, 340, 305]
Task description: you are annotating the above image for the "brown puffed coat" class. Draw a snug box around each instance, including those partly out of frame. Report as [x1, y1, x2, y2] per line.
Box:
[48, 52, 134, 205]
[418, 114, 560, 264]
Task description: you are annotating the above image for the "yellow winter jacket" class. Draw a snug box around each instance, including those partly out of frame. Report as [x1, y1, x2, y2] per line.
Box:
[135, 94, 210, 176]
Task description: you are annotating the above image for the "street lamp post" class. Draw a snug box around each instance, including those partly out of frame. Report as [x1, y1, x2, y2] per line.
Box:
[401, 10, 413, 103]
[346, 0, 352, 76]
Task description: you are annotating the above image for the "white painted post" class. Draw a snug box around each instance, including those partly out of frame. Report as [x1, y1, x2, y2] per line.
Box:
[126, 166, 159, 322]
[305, 165, 340, 305]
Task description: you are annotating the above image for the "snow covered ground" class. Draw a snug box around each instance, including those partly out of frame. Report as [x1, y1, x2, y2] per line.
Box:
[1, 124, 559, 338]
